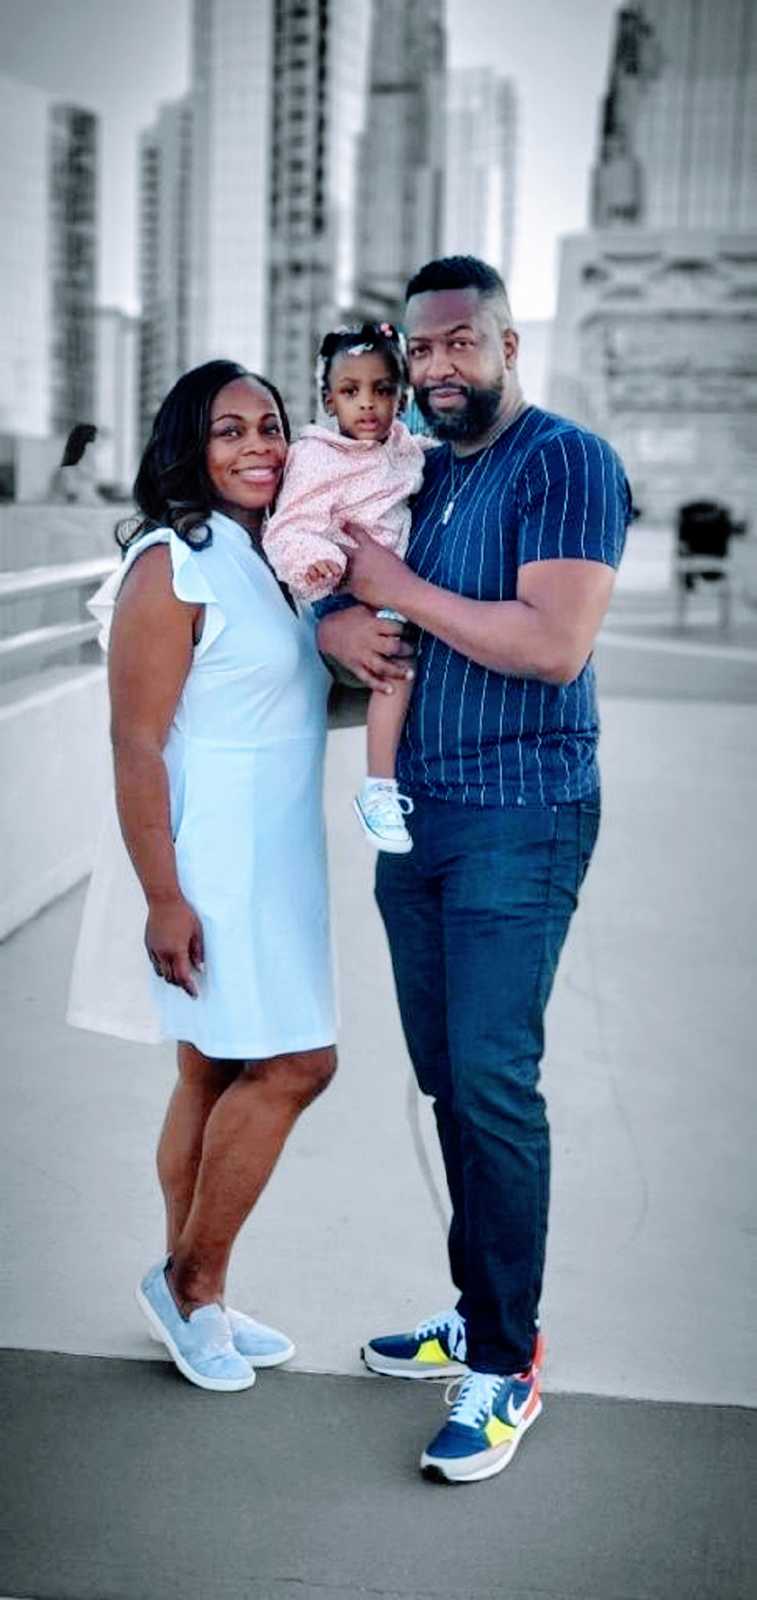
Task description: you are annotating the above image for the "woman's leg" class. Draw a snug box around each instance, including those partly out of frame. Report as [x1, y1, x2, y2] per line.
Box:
[168, 1045, 337, 1314]
[156, 1043, 241, 1255]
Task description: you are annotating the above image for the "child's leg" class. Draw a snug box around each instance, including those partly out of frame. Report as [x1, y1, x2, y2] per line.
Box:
[367, 673, 414, 779]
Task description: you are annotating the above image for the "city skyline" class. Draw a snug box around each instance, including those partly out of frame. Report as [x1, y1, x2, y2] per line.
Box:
[548, 0, 757, 522]
[0, 0, 620, 324]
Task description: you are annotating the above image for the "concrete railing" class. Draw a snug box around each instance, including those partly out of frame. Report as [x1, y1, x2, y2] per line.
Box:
[0, 548, 117, 940]
[0, 557, 116, 681]
[0, 665, 110, 940]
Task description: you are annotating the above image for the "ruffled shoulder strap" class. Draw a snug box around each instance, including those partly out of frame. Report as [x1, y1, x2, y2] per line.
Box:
[88, 528, 225, 658]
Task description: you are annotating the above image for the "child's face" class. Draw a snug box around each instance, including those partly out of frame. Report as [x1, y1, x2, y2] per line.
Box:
[325, 350, 400, 442]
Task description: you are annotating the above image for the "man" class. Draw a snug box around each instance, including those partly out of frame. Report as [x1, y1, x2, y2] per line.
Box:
[318, 256, 632, 1484]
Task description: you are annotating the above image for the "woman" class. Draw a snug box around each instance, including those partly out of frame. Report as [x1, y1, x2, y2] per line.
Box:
[68, 361, 350, 1393]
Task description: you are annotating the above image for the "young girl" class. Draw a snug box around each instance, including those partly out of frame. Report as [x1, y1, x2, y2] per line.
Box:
[263, 322, 430, 853]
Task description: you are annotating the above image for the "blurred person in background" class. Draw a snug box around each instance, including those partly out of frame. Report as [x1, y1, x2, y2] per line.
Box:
[50, 423, 102, 504]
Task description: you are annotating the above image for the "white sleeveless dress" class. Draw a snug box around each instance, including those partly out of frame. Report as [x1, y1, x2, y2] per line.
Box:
[67, 511, 336, 1058]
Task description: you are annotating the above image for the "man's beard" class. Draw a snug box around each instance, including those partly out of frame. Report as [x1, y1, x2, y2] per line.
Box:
[413, 380, 504, 441]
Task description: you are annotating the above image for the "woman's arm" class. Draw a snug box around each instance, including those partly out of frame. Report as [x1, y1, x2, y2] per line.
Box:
[108, 545, 204, 996]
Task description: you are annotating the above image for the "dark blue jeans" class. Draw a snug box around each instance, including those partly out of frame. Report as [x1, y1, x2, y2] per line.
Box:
[375, 792, 601, 1374]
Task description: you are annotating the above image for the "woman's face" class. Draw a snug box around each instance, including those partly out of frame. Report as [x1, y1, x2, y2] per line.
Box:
[206, 378, 288, 519]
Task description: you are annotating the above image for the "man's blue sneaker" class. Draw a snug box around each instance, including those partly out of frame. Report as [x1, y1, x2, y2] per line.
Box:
[136, 1261, 256, 1392]
[420, 1367, 542, 1483]
[362, 1308, 468, 1379]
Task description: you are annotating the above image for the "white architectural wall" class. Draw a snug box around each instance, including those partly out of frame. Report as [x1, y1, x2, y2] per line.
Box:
[96, 308, 139, 493]
[548, 229, 757, 521]
[328, 0, 372, 313]
[0, 505, 122, 571]
[0, 668, 109, 940]
[0, 74, 51, 438]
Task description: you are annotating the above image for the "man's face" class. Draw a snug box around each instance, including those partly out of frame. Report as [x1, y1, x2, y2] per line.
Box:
[406, 287, 518, 441]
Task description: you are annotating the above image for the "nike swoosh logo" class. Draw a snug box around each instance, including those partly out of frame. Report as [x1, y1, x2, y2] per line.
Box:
[506, 1390, 532, 1427]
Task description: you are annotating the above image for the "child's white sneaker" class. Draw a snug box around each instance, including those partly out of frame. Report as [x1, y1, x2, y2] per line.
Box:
[353, 779, 414, 853]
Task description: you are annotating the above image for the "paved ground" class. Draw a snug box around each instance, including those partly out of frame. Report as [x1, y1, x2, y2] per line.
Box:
[1, 528, 756, 1599]
[2, 1351, 755, 1600]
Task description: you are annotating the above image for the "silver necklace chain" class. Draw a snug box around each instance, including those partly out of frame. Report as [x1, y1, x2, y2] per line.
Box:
[441, 447, 491, 525]
[439, 403, 528, 526]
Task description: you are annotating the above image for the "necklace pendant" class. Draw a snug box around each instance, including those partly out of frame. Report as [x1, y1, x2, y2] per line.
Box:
[441, 499, 454, 525]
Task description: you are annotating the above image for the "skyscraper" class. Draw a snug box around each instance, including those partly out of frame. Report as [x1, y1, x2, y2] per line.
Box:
[189, 0, 273, 375]
[0, 74, 51, 438]
[49, 105, 98, 438]
[354, 0, 446, 320]
[0, 76, 99, 444]
[139, 1, 372, 436]
[268, 0, 371, 428]
[591, 0, 757, 231]
[444, 69, 517, 283]
[137, 97, 192, 441]
[549, 0, 757, 522]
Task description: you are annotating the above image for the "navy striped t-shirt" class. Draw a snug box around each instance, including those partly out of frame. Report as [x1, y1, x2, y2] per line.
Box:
[397, 405, 632, 808]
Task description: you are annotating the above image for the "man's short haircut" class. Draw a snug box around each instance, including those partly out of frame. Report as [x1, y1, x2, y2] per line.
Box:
[405, 255, 514, 329]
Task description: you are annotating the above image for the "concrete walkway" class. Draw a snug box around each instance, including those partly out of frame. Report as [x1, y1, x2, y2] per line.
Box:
[1, 559, 756, 1595]
[2, 1350, 755, 1600]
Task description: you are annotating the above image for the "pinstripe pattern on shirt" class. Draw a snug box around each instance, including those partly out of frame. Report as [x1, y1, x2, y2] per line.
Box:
[397, 405, 632, 808]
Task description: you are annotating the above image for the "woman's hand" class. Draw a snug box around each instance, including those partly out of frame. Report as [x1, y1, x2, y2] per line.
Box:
[145, 895, 204, 997]
[317, 603, 414, 694]
[340, 520, 415, 613]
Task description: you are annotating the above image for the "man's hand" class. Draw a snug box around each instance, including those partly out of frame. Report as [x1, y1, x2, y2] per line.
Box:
[317, 603, 414, 693]
[145, 894, 205, 997]
[340, 520, 415, 613]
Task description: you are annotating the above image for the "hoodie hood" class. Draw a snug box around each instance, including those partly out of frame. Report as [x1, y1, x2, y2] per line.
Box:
[298, 419, 413, 455]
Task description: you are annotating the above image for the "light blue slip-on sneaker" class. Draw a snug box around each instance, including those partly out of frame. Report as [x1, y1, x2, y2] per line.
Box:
[227, 1308, 295, 1367]
[136, 1261, 255, 1392]
[144, 1258, 294, 1367]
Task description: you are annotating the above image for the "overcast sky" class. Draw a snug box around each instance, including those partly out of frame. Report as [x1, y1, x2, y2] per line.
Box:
[0, 0, 618, 321]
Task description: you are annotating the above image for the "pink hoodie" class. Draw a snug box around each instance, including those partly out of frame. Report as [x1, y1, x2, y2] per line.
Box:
[262, 419, 429, 602]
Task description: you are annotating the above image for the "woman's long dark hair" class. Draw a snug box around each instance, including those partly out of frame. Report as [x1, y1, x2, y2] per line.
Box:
[117, 360, 291, 551]
[61, 423, 97, 468]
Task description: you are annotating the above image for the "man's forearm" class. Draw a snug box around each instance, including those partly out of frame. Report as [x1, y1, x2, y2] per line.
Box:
[388, 568, 578, 684]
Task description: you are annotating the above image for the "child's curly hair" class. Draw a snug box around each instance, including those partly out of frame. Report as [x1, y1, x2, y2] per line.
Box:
[316, 321, 408, 408]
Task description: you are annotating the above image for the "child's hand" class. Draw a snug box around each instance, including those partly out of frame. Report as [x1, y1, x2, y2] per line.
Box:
[305, 559, 343, 588]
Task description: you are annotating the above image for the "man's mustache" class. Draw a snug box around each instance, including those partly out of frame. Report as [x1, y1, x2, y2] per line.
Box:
[418, 383, 470, 398]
